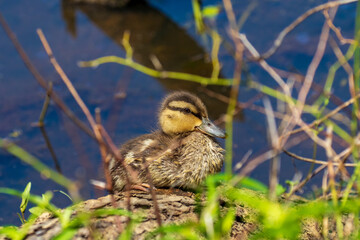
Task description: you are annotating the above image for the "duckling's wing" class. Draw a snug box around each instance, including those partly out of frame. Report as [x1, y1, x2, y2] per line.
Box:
[110, 132, 166, 190]
[120, 132, 169, 168]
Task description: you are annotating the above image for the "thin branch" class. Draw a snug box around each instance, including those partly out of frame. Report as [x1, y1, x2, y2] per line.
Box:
[0, 13, 95, 139]
[282, 92, 360, 138]
[238, 34, 292, 99]
[39, 127, 62, 173]
[36, 28, 140, 229]
[142, 157, 162, 227]
[288, 165, 327, 197]
[263, 97, 280, 201]
[37, 29, 98, 130]
[323, 9, 356, 45]
[261, 0, 357, 59]
[297, 7, 335, 110]
[329, 37, 357, 108]
[238, 150, 276, 178]
[283, 149, 356, 167]
[36, 28, 120, 198]
[38, 82, 53, 127]
[282, 7, 336, 152]
[324, 126, 339, 207]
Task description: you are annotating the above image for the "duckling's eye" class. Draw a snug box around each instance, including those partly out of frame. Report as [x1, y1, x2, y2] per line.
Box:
[184, 108, 191, 114]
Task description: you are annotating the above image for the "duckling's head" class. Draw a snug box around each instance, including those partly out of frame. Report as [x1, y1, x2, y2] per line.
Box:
[159, 91, 225, 138]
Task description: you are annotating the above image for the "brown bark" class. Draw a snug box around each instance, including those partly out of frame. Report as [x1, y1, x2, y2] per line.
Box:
[21, 189, 256, 240]
[1, 188, 354, 239]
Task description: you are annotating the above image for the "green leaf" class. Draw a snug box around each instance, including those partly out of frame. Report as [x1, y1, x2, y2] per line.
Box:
[146, 222, 200, 240]
[29, 206, 47, 217]
[237, 177, 268, 193]
[221, 208, 235, 234]
[202, 5, 221, 18]
[59, 208, 73, 227]
[41, 191, 54, 204]
[17, 213, 24, 224]
[118, 220, 134, 240]
[276, 184, 286, 196]
[54, 190, 73, 202]
[0, 226, 21, 240]
[20, 182, 31, 214]
[52, 228, 77, 240]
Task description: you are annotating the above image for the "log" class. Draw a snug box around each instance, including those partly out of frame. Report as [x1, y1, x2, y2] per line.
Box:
[1, 188, 353, 239]
[19, 189, 256, 240]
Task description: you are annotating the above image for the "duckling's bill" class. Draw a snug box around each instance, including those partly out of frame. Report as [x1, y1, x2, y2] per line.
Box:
[197, 117, 226, 138]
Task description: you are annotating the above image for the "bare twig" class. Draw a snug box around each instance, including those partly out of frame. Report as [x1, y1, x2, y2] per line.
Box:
[37, 28, 137, 230]
[282, 92, 360, 138]
[39, 127, 62, 173]
[329, 37, 357, 106]
[0, 13, 95, 139]
[38, 82, 53, 127]
[263, 97, 280, 201]
[95, 109, 123, 230]
[36, 81, 62, 173]
[238, 34, 292, 99]
[238, 150, 276, 178]
[281, 7, 336, 152]
[37, 29, 98, 131]
[200, 87, 286, 125]
[297, 7, 336, 111]
[286, 133, 354, 197]
[222, 0, 237, 30]
[323, 126, 344, 238]
[94, 108, 114, 194]
[142, 157, 162, 227]
[261, 0, 357, 59]
[283, 149, 356, 167]
[323, 9, 356, 45]
[274, 68, 353, 118]
[37, 27, 121, 198]
[288, 165, 327, 197]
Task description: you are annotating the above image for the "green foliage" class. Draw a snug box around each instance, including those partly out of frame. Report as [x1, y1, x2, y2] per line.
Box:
[19, 182, 31, 214]
[0, 226, 25, 240]
[0, 138, 80, 201]
[191, 0, 205, 33]
[236, 177, 268, 193]
[18, 182, 31, 223]
[0, 185, 139, 240]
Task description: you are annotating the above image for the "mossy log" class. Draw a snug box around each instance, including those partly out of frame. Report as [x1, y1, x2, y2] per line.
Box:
[2, 188, 352, 239]
[18, 189, 256, 239]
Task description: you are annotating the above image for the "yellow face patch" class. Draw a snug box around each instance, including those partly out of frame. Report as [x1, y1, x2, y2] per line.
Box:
[159, 108, 202, 135]
[168, 101, 198, 114]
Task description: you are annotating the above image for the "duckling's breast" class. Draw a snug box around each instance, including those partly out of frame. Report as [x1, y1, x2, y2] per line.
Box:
[149, 131, 224, 189]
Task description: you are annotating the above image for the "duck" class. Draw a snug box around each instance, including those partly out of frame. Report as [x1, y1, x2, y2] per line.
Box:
[109, 91, 225, 191]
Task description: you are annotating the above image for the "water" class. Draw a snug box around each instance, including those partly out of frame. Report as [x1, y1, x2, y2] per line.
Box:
[0, 0, 357, 225]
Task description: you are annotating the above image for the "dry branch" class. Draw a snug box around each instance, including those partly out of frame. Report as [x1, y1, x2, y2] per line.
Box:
[0, 13, 95, 139]
[261, 0, 357, 59]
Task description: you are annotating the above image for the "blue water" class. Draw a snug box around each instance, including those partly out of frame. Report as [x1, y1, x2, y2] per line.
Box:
[0, 0, 357, 225]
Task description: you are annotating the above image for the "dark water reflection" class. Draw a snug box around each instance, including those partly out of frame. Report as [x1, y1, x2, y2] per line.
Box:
[61, 0, 232, 118]
[0, 0, 357, 225]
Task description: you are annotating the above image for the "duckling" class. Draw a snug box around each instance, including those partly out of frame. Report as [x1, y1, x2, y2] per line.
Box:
[109, 91, 225, 191]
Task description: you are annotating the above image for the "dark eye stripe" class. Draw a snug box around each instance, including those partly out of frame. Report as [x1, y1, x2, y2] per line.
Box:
[167, 106, 202, 119]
